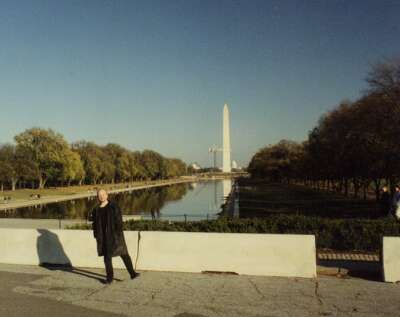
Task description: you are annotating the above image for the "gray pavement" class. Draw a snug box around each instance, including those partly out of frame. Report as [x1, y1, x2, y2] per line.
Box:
[0, 269, 123, 317]
[1, 263, 400, 317]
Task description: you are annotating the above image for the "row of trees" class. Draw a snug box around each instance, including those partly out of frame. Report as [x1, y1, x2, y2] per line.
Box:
[248, 57, 400, 200]
[0, 128, 187, 190]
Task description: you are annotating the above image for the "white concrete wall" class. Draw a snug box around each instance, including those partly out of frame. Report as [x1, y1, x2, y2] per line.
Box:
[382, 236, 400, 282]
[0, 229, 316, 278]
[136, 231, 317, 278]
[0, 229, 139, 269]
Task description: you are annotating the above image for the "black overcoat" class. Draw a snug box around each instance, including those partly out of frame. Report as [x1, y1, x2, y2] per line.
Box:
[90, 201, 128, 257]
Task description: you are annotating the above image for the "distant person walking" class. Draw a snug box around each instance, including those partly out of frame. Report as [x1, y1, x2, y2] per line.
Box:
[89, 189, 140, 284]
[380, 186, 391, 217]
[392, 185, 400, 220]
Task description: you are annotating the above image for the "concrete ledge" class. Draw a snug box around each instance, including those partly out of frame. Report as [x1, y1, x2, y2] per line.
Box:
[0, 229, 139, 269]
[0, 218, 87, 229]
[0, 229, 317, 278]
[0, 217, 141, 229]
[136, 231, 317, 278]
[383, 236, 400, 282]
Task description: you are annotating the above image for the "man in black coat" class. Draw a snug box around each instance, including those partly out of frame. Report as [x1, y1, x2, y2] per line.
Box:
[90, 189, 139, 284]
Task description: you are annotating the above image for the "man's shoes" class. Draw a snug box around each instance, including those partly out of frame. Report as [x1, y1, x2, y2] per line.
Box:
[101, 278, 113, 285]
[131, 272, 140, 280]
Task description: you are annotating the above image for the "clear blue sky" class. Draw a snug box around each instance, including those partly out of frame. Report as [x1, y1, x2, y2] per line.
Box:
[0, 0, 399, 167]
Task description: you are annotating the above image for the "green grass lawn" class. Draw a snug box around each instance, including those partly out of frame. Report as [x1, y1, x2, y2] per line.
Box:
[0, 180, 161, 201]
[237, 179, 381, 219]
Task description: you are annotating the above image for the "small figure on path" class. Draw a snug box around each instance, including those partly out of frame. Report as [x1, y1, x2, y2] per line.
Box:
[392, 185, 400, 220]
[380, 186, 392, 217]
[89, 189, 140, 284]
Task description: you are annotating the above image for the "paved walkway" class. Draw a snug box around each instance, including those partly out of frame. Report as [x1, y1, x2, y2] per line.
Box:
[0, 263, 399, 317]
[0, 270, 122, 317]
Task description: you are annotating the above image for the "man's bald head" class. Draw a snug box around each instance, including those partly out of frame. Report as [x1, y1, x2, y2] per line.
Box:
[97, 189, 108, 203]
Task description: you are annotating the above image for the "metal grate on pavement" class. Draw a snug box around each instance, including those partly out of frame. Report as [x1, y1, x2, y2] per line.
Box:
[318, 251, 379, 262]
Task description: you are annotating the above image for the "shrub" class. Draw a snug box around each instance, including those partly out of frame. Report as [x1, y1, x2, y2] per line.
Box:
[68, 215, 400, 252]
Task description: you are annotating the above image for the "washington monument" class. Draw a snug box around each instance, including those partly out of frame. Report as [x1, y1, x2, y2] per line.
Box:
[222, 103, 231, 173]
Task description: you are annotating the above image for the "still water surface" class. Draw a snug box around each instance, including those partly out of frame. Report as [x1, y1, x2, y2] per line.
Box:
[0, 180, 233, 221]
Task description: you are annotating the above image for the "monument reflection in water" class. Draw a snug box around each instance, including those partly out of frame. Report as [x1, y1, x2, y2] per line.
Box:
[0, 180, 233, 222]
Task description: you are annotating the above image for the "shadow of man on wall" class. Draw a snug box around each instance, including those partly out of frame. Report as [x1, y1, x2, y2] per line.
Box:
[36, 229, 110, 283]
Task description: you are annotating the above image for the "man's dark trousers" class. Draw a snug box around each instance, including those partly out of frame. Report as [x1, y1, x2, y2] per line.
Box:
[104, 254, 135, 281]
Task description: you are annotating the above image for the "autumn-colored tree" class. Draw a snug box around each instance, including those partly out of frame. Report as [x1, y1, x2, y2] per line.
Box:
[15, 128, 82, 188]
[248, 57, 400, 200]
